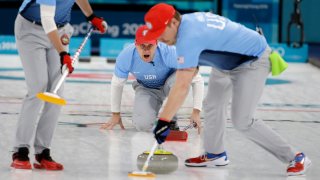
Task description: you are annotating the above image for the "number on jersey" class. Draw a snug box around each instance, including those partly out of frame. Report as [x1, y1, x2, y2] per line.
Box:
[205, 12, 226, 30]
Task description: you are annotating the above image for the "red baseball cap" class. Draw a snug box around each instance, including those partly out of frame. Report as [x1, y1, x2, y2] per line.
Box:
[144, 3, 175, 41]
[135, 25, 157, 45]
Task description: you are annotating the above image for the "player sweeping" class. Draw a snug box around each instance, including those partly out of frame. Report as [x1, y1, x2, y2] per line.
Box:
[144, 3, 311, 176]
[100, 25, 204, 132]
[12, 0, 107, 170]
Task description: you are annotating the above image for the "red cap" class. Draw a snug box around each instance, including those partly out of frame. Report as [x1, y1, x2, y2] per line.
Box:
[144, 3, 175, 40]
[135, 25, 157, 45]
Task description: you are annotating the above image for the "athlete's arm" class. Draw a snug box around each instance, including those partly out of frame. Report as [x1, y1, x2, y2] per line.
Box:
[76, 0, 107, 34]
[159, 67, 197, 120]
[40, 4, 73, 73]
[100, 75, 127, 130]
[110, 75, 127, 113]
[191, 71, 204, 111]
[75, 0, 93, 17]
[40, 4, 65, 53]
[190, 70, 204, 134]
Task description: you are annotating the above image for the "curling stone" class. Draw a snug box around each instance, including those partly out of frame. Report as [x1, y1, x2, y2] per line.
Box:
[137, 149, 178, 174]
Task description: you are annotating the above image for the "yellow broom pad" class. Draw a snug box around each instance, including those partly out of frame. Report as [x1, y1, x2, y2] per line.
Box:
[36, 92, 66, 106]
[128, 171, 156, 178]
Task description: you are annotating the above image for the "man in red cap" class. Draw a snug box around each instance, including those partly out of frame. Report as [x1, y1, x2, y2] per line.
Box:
[144, 3, 311, 176]
[100, 25, 204, 133]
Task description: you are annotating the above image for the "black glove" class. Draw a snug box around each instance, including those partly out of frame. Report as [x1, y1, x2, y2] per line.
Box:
[60, 51, 74, 74]
[153, 119, 171, 144]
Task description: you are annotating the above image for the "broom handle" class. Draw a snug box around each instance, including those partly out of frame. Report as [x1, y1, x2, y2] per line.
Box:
[142, 141, 158, 172]
[53, 27, 94, 94]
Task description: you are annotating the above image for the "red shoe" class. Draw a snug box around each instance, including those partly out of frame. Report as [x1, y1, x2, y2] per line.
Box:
[287, 152, 311, 176]
[185, 152, 229, 167]
[11, 147, 32, 170]
[34, 149, 63, 171]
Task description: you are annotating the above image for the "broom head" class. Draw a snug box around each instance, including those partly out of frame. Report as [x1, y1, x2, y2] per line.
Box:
[36, 92, 66, 106]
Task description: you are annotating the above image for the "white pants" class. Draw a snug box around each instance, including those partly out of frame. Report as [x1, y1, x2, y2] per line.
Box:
[131, 72, 177, 131]
[203, 47, 296, 162]
[13, 14, 73, 153]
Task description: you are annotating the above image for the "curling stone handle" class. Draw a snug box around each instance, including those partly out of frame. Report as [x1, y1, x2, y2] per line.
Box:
[182, 122, 197, 131]
[142, 141, 158, 172]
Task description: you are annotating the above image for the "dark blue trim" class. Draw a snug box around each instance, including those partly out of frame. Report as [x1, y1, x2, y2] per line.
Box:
[199, 50, 257, 70]
[20, 0, 36, 16]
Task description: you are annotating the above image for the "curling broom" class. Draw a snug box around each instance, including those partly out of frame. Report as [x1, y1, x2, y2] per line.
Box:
[36, 27, 94, 106]
[128, 141, 158, 178]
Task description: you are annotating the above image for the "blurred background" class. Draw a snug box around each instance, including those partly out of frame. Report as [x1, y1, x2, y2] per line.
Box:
[0, 2, 319, 179]
[0, 0, 319, 66]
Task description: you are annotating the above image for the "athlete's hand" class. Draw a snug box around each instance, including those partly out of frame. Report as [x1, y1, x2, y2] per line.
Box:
[59, 51, 74, 74]
[87, 14, 107, 34]
[100, 113, 125, 130]
[190, 109, 201, 134]
[153, 118, 171, 144]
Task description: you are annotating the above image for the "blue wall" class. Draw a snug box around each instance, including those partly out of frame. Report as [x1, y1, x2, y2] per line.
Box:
[222, 0, 280, 43]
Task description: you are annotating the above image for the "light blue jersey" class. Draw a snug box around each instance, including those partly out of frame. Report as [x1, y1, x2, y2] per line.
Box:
[19, 0, 75, 25]
[114, 42, 177, 89]
[175, 12, 268, 70]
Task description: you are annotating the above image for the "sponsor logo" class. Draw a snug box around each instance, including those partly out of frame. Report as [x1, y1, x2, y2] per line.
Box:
[142, 30, 148, 36]
[146, 22, 152, 29]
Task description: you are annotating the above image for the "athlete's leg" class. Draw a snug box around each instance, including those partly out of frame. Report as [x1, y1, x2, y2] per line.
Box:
[132, 82, 162, 131]
[203, 68, 232, 154]
[185, 68, 231, 167]
[13, 15, 51, 152]
[230, 47, 296, 162]
[33, 24, 73, 154]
